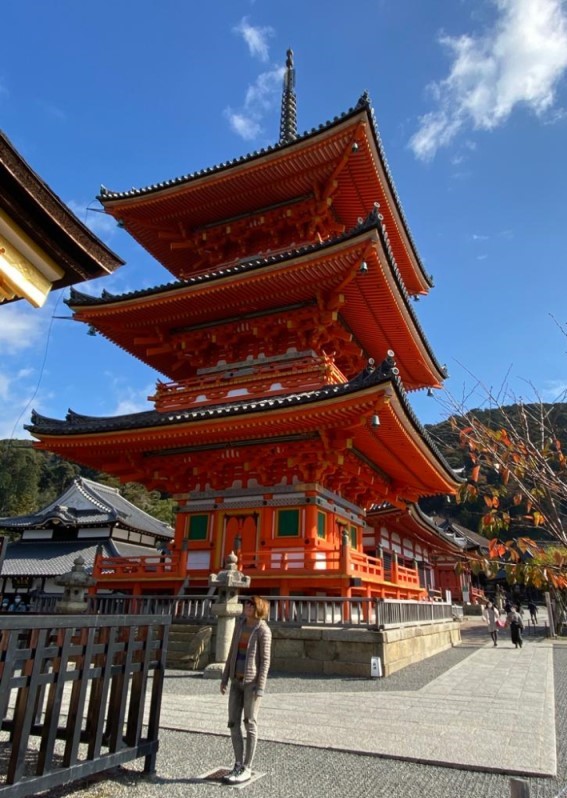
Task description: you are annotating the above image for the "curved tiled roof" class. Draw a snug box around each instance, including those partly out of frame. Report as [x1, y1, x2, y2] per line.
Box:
[366, 502, 466, 553]
[0, 130, 124, 281]
[67, 209, 381, 305]
[98, 94, 368, 201]
[0, 541, 114, 576]
[0, 476, 173, 539]
[97, 93, 432, 289]
[66, 210, 446, 388]
[26, 363, 457, 482]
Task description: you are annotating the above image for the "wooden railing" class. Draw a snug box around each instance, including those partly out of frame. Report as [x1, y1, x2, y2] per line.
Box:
[239, 546, 423, 592]
[92, 545, 426, 600]
[93, 551, 184, 580]
[0, 613, 170, 798]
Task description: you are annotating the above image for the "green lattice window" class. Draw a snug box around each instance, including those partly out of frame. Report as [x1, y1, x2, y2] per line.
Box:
[317, 511, 326, 539]
[350, 525, 358, 548]
[187, 514, 208, 541]
[277, 509, 300, 538]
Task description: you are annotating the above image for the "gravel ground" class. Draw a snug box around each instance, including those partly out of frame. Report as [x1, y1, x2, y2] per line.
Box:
[28, 621, 567, 798]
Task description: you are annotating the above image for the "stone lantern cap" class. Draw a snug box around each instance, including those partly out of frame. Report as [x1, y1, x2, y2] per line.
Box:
[208, 551, 251, 589]
[55, 556, 96, 589]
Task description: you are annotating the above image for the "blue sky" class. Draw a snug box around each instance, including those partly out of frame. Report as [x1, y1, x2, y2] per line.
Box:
[1, 0, 567, 440]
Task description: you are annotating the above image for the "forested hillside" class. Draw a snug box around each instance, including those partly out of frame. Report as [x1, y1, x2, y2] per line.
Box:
[2, 402, 566, 535]
[0, 440, 176, 526]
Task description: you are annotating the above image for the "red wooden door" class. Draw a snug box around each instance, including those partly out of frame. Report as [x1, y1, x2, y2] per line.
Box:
[222, 513, 259, 566]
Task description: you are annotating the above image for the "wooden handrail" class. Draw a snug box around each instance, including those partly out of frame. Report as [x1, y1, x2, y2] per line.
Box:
[93, 551, 184, 579]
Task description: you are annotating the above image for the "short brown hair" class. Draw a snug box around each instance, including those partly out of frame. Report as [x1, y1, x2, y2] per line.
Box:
[247, 595, 269, 620]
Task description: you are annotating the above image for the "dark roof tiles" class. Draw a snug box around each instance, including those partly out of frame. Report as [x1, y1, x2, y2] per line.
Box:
[0, 477, 173, 539]
[26, 368, 458, 482]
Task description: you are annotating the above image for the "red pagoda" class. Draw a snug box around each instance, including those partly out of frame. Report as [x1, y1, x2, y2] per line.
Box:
[27, 52, 463, 600]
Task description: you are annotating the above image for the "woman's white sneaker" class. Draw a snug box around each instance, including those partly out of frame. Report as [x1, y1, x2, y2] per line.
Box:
[228, 765, 252, 784]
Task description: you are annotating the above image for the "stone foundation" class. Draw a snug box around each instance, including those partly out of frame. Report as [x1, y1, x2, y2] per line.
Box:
[167, 620, 461, 677]
[378, 621, 460, 676]
[270, 621, 461, 678]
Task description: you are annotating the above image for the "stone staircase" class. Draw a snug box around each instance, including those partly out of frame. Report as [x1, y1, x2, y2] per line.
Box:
[166, 624, 214, 670]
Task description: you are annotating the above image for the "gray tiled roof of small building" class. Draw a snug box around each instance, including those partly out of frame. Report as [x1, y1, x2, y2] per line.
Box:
[1, 541, 114, 576]
[2, 539, 164, 577]
[0, 477, 172, 539]
[76, 478, 173, 537]
[97, 93, 432, 288]
[430, 515, 490, 551]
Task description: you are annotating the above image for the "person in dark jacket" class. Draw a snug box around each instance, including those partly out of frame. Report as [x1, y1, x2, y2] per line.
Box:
[507, 605, 524, 649]
[220, 596, 272, 784]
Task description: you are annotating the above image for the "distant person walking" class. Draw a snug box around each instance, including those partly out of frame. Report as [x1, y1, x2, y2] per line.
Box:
[220, 596, 272, 785]
[528, 600, 538, 624]
[483, 600, 500, 646]
[507, 605, 524, 649]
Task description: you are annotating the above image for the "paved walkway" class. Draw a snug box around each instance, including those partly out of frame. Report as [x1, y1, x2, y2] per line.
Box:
[37, 618, 566, 798]
[159, 622, 556, 778]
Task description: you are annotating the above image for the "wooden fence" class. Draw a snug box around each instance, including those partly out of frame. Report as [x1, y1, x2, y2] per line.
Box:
[0, 613, 170, 798]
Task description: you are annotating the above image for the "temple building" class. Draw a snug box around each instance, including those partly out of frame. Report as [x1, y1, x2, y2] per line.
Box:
[365, 505, 486, 603]
[27, 52, 465, 600]
[0, 131, 123, 307]
[0, 477, 172, 601]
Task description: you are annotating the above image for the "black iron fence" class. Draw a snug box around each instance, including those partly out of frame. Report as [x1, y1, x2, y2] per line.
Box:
[0, 613, 170, 798]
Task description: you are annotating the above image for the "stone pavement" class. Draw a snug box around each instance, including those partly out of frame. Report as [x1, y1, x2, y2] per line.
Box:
[159, 629, 555, 777]
[41, 619, 567, 798]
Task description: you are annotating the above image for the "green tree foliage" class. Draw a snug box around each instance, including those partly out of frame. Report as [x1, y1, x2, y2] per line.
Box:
[0, 440, 175, 526]
[0, 441, 42, 515]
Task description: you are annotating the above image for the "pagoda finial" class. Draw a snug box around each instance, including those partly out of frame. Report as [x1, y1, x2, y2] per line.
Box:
[279, 48, 297, 144]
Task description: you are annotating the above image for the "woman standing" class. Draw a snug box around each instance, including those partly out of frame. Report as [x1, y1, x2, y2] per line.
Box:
[483, 600, 500, 646]
[220, 596, 272, 784]
[507, 604, 524, 649]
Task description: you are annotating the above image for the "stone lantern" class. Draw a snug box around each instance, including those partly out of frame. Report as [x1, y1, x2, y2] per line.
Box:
[55, 556, 96, 614]
[203, 551, 251, 679]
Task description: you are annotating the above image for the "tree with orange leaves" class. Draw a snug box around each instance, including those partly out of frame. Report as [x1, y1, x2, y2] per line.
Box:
[443, 399, 567, 631]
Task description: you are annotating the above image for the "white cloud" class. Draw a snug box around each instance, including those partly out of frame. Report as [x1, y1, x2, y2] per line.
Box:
[224, 110, 262, 140]
[541, 379, 567, 401]
[224, 65, 285, 141]
[16, 368, 34, 379]
[244, 68, 284, 110]
[0, 373, 10, 401]
[66, 200, 117, 243]
[410, 0, 567, 160]
[102, 374, 154, 416]
[233, 17, 274, 62]
[0, 367, 39, 439]
[113, 395, 151, 415]
[0, 304, 45, 354]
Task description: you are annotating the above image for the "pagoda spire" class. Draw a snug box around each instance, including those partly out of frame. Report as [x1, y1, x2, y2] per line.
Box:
[279, 49, 297, 144]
